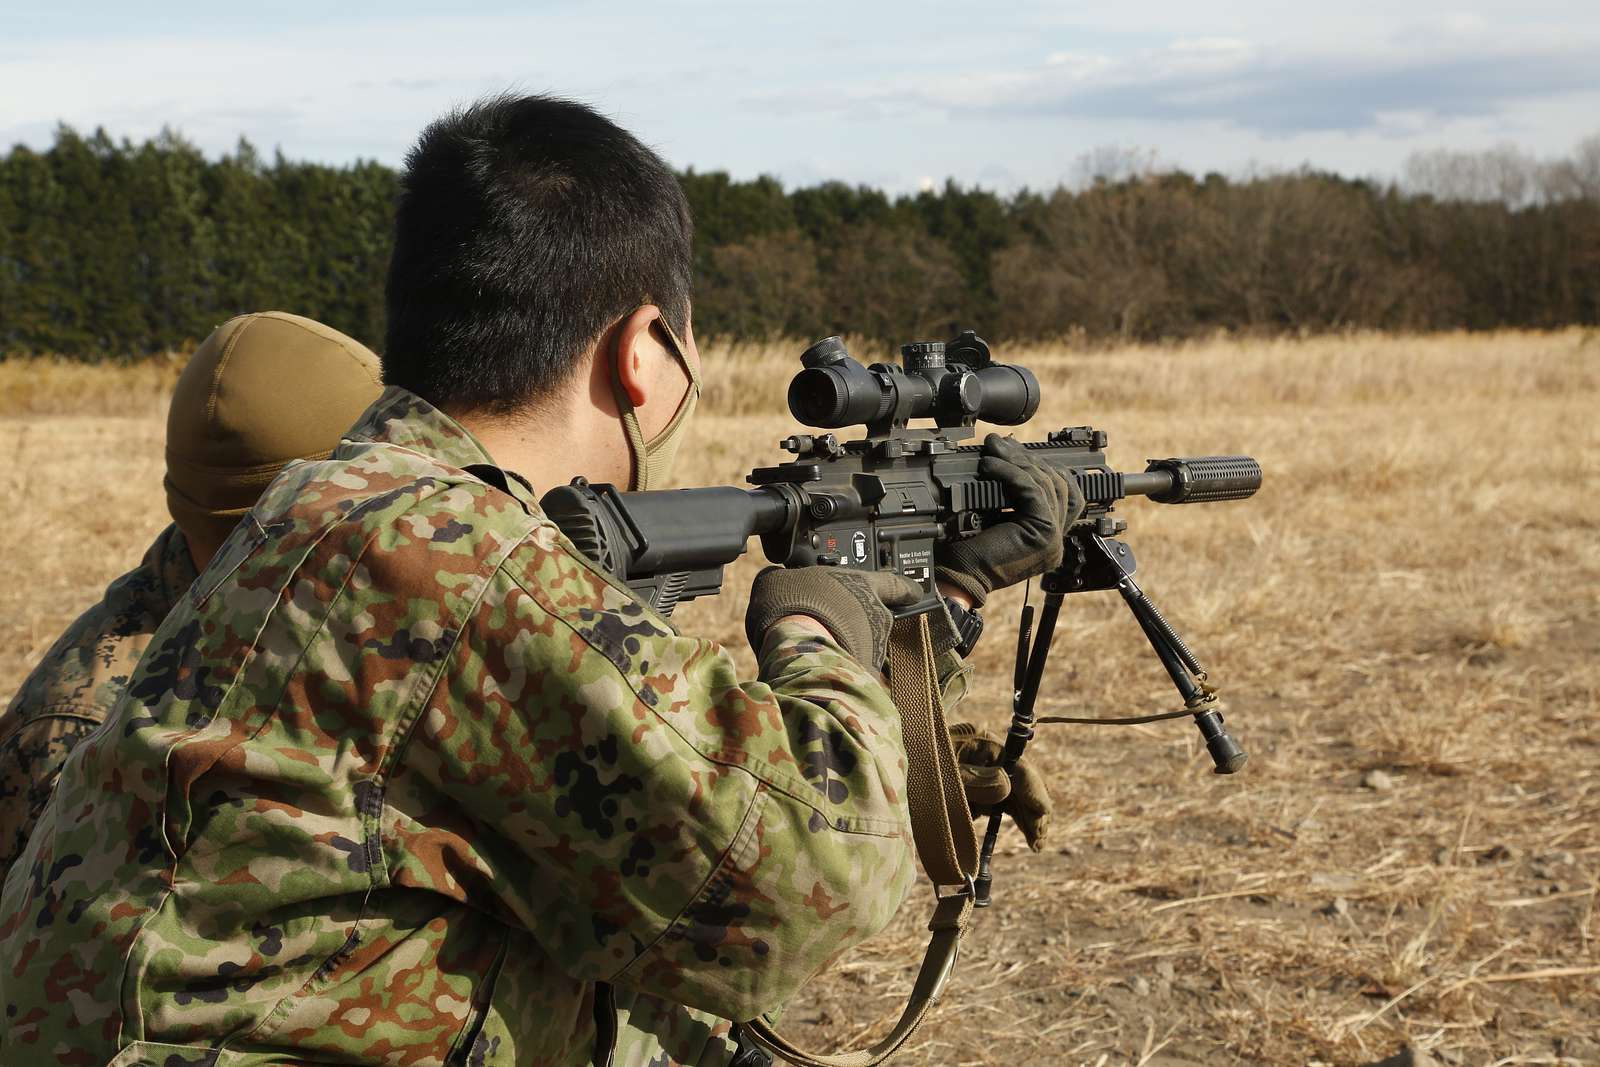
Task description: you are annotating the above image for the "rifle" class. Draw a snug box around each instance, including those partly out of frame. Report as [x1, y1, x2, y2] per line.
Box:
[543, 330, 1259, 905]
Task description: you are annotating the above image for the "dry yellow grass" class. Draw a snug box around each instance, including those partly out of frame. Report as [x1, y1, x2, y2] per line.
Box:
[0, 352, 184, 417]
[2, 329, 1597, 1065]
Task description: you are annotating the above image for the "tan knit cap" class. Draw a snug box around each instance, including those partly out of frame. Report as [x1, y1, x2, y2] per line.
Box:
[165, 312, 383, 547]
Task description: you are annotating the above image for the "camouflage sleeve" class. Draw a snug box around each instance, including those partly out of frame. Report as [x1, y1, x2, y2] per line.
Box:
[393, 561, 918, 1025]
[935, 648, 973, 708]
[917, 601, 972, 709]
[0, 713, 101, 870]
[619, 617, 918, 1019]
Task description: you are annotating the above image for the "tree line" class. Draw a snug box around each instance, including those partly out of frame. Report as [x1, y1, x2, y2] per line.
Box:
[1, 125, 1597, 359]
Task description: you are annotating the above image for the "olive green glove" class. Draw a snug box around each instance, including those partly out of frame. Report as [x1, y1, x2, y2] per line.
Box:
[935, 433, 1086, 608]
[948, 722, 1053, 851]
[745, 566, 925, 669]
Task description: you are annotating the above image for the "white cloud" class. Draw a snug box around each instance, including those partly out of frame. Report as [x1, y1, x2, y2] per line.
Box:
[760, 25, 1600, 139]
[0, 2, 1596, 192]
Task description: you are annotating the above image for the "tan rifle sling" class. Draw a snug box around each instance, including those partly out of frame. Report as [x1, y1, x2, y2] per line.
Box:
[742, 612, 980, 1067]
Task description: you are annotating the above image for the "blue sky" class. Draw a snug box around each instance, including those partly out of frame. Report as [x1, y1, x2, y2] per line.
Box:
[3, 1, 1597, 192]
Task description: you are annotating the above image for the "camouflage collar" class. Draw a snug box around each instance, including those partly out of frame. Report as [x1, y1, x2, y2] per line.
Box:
[148, 522, 200, 608]
[344, 386, 541, 512]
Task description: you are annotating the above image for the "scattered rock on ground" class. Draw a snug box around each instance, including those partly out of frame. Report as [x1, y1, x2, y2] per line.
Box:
[1362, 768, 1396, 791]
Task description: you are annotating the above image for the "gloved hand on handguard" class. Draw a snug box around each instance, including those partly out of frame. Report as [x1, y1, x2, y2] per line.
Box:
[934, 433, 1086, 607]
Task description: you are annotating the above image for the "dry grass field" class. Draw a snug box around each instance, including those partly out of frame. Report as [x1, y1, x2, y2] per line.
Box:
[2, 330, 1596, 1065]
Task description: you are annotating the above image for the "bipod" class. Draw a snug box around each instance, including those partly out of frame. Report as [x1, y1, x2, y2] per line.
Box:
[972, 532, 1246, 908]
[971, 581, 1059, 907]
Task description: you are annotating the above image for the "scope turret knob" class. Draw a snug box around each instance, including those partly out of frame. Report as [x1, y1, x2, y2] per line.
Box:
[801, 336, 851, 368]
[936, 369, 982, 418]
[901, 341, 946, 371]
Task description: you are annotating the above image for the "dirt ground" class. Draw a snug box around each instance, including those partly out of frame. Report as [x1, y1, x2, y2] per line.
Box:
[2, 330, 1596, 1065]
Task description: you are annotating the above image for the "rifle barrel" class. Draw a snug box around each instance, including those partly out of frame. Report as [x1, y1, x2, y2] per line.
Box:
[1121, 456, 1261, 505]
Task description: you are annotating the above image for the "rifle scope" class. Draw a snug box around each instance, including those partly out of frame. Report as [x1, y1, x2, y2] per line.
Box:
[788, 333, 1040, 431]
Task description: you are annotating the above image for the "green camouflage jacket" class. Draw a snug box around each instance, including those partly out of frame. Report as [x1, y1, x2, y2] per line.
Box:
[0, 523, 197, 873]
[0, 387, 923, 1067]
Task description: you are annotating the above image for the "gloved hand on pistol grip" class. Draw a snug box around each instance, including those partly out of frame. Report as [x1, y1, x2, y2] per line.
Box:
[948, 722, 1053, 851]
[934, 433, 1086, 608]
[745, 565, 925, 670]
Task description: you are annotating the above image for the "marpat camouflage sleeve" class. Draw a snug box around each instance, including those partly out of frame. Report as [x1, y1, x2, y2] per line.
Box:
[0, 523, 195, 872]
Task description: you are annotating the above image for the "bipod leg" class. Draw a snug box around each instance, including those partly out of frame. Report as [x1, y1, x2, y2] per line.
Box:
[973, 588, 1063, 907]
[1098, 536, 1246, 775]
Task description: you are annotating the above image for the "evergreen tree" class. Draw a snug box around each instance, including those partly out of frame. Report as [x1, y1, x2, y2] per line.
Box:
[791, 182, 893, 246]
[126, 129, 218, 350]
[51, 127, 146, 355]
[0, 156, 13, 351]
[2, 123, 1599, 358]
[2, 144, 72, 352]
[903, 181, 1012, 327]
[205, 138, 296, 323]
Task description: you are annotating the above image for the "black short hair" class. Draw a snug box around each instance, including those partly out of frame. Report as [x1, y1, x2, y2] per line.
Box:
[382, 94, 693, 413]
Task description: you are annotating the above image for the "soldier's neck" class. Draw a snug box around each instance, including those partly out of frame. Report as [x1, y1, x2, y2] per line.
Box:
[183, 530, 219, 573]
[455, 391, 631, 499]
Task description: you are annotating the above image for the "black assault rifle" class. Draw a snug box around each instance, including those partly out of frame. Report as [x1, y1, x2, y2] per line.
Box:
[543, 331, 1260, 905]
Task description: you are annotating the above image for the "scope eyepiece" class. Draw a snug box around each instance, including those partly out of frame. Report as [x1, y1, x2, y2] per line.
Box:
[788, 357, 892, 428]
[800, 336, 851, 369]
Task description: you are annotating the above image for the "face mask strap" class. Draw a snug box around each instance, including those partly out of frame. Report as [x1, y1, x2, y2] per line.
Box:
[647, 316, 701, 436]
[608, 347, 652, 479]
[610, 307, 700, 491]
[654, 315, 701, 392]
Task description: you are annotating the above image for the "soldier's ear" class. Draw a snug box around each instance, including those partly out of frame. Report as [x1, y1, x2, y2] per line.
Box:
[612, 305, 666, 409]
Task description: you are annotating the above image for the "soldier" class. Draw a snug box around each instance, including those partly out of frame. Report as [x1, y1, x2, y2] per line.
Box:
[0, 312, 383, 871]
[0, 96, 1077, 1066]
